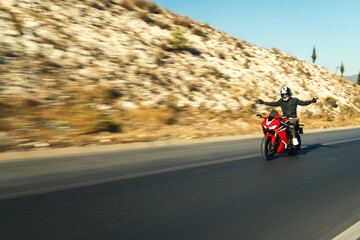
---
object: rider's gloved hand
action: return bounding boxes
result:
[257,99,265,104]
[311,97,317,103]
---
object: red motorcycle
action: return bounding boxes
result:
[257,110,304,160]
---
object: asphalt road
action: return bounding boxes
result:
[1,128,360,240]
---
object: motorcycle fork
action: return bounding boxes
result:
[270,133,279,151]
[286,128,293,141]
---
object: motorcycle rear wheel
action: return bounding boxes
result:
[261,136,275,161]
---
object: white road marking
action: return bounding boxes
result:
[324,137,360,146]
[333,221,360,240]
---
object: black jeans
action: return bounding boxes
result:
[289,118,298,138]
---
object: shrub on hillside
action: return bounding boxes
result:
[191,27,207,39]
[186,47,201,56]
[187,82,201,92]
[272,47,281,54]
[154,20,171,29]
[138,12,154,24]
[170,26,188,50]
[243,50,253,57]
[147,1,162,14]
[173,16,192,29]
[159,39,172,51]
[204,65,225,78]
[154,50,167,66]
[133,0,162,13]
[324,96,338,108]
[120,0,134,10]
[203,23,211,29]
[217,51,226,59]
[236,41,244,49]
[90,2,106,10]
[244,58,251,69]
[99,0,113,8]
[89,119,121,134]
[133,0,147,9]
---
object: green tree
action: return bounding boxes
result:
[312,47,317,63]
[171,26,188,50]
[357,71,360,85]
[340,62,345,77]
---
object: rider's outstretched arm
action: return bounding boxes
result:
[264,100,281,106]
[296,98,313,106]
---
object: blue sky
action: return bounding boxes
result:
[152,0,360,76]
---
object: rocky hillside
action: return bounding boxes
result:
[1,0,360,152]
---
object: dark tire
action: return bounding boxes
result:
[289,134,301,156]
[261,136,275,161]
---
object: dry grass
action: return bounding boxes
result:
[0,4,23,35]
[36,59,62,74]
[22,8,62,28]
[138,11,154,24]
[37,104,120,135]
[133,0,162,13]
[300,111,360,129]
[41,37,67,50]
[324,96,338,108]
[2,98,120,133]
[98,0,113,8]
[0,101,16,132]
[187,82,201,92]
[89,2,106,10]
[1,93,360,152]
[120,0,134,10]
[154,20,171,29]
[235,41,244,49]
[126,53,138,63]
[191,27,207,39]
[158,39,172,51]
[173,16,193,29]
[136,67,161,82]
[154,50,167,66]
[272,47,281,54]
[122,107,177,126]
[243,50,253,58]
[217,50,226,59]
[339,104,358,118]
[147,2,162,14]
[244,58,251,69]
[204,65,225,78]
[69,85,123,105]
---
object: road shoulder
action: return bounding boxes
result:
[1,125,360,161]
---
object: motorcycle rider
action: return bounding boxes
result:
[257,87,317,145]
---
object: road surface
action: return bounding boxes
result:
[1,128,360,240]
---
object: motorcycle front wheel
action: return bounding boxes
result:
[261,136,275,161]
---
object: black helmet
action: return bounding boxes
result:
[280,87,292,101]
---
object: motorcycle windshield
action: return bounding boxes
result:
[269,109,280,119]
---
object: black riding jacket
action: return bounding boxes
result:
[264,97,312,118]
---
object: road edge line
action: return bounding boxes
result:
[333,220,360,240]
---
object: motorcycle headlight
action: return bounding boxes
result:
[268,125,278,130]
